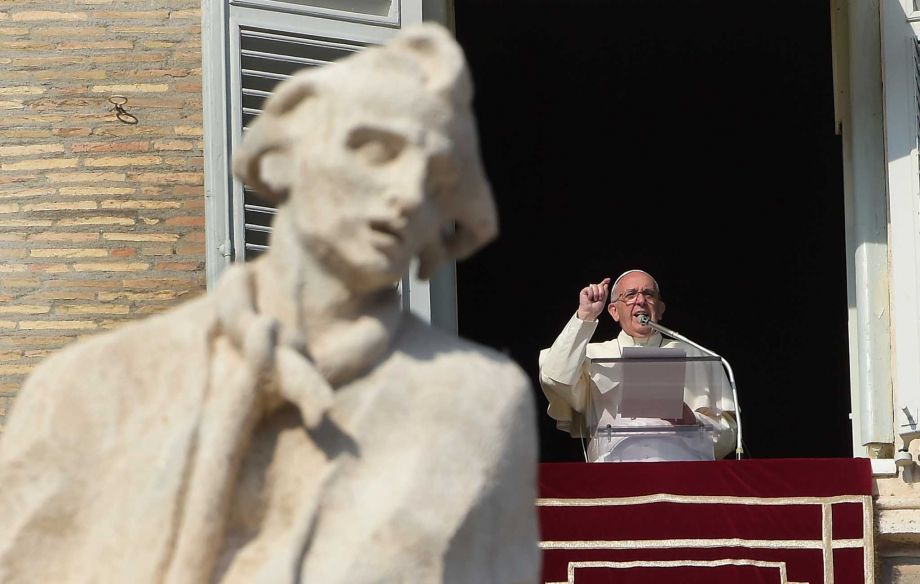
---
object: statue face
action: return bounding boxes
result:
[282,95,490,292]
[234,25,498,293]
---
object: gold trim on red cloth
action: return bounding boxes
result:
[539,494,874,584]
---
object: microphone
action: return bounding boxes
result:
[637,315,744,460]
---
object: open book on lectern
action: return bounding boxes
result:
[617,346,687,420]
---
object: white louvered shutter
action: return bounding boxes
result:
[203,0,457,328]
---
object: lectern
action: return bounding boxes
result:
[586,347,727,463]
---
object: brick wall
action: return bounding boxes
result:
[0,0,206,429]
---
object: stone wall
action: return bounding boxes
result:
[0,0,206,428]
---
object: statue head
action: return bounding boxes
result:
[232,23,497,293]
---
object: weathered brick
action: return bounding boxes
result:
[28,264,69,273]
[30,248,108,258]
[174,126,202,136]
[175,244,205,255]
[110,247,136,258]
[0,365,35,376]
[57,304,129,316]
[28,233,99,242]
[12,56,85,67]
[32,26,107,37]
[1,336,74,348]
[22,291,95,301]
[0,265,28,273]
[73,262,149,272]
[46,171,126,183]
[0,219,53,228]
[23,201,97,212]
[152,139,193,151]
[11,12,89,22]
[108,26,186,36]
[0,0,204,396]
[94,11,169,20]
[57,40,134,50]
[0,279,39,289]
[91,83,169,93]
[85,156,162,168]
[2,129,52,139]
[98,290,182,301]
[59,187,135,197]
[121,277,198,290]
[131,69,189,80]
[139,246,174,256]
[0,175,37,186]
[0,188,56,199]
[0,40,56,50]
[175,82,201,93]
[168,9,200,19]
[89,54,169,65]
[45,279,120,289]
[102,233,178,242]
[18,321,97,331]
[132,172,201,184]
[52,127,92,137]
[71,142,149,154]
[0,305,50,315]
[37,70,107,81]
[101,200,180,210]
[155,260,200,271]
[181,230,205,243]
[0,144,64,158]
[0,87,46,96]
[56,216,134,226]
[93,126,166,137]
[2,158,79,171]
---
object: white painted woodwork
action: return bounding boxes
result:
[834,0,895,452]
[202,0,457,330]
[882,0,920,445]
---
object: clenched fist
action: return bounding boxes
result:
[576,277,611,321]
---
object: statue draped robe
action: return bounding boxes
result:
[0,264,540,584]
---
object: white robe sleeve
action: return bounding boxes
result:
[538,313,597,437]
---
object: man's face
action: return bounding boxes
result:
[607,271,666,338]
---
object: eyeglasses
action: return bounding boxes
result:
[611,288,660,305]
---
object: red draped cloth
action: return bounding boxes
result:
[538,458,874,584]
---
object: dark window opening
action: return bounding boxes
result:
[455,0,851,461]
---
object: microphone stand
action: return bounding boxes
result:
[638,316,744,460]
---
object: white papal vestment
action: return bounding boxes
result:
[539,314,737,462]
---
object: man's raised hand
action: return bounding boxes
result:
[576,277,611,321]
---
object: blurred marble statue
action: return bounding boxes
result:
[0,23,539,584]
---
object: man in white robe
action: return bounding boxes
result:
[539,269,737,462]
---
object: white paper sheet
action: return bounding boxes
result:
[618,347,687,419]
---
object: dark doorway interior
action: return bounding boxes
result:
[454,0,852,460]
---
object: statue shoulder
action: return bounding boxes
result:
[397,316,530,386]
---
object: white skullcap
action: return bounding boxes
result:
[610,269,660,303]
